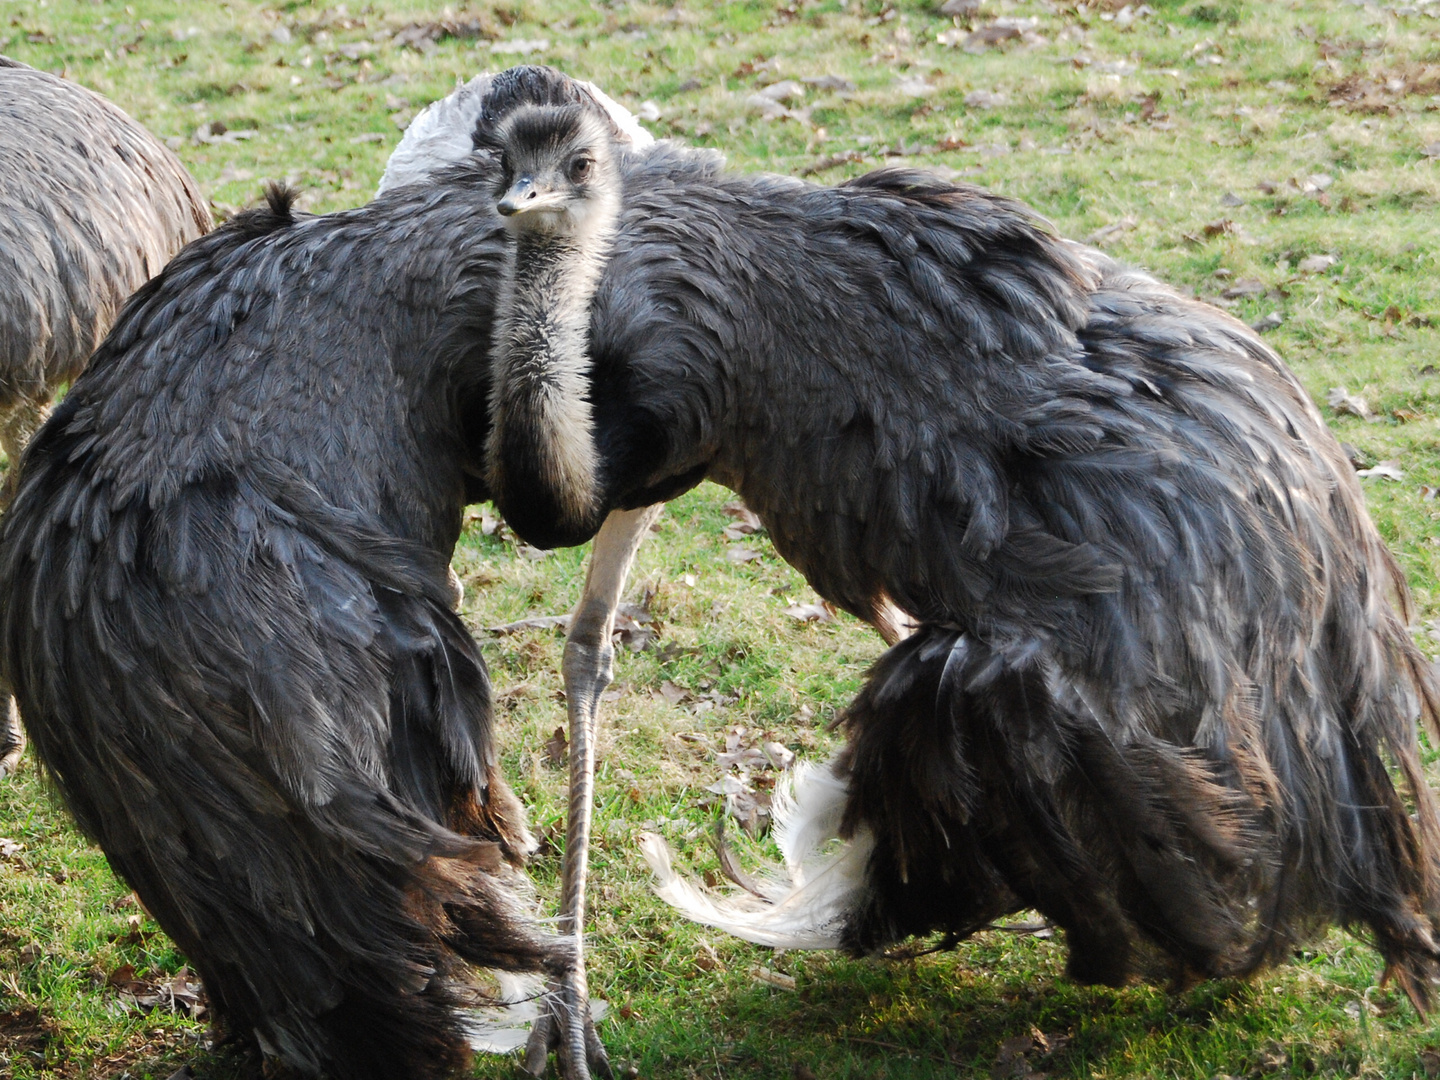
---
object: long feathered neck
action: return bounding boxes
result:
[486,191,617,548]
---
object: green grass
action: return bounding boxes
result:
[3,0,1440,1076]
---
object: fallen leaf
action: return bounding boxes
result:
[750,966,797,990]
[745,94,790,120]
[657,680,690,706]
[722,501,764,531]
[963,88,1008,109]
[107,963,140,990]
[763,741,796,769]
[801,149,867,176]
[486,614,571,634]
[1219,191,1245,207]
[1420,1046,1440,1077]
[756,80,806,103]
[1327,387,1374,421]
[612,609,658,652]
[1297,253,1338,274]
[964,24,1022,48]
[784,603,835,624]
[802,74,856,92]
[544,727,567,767]
[390,15,495,51]
[0,837,24,859]
[896,75,934,97]
[1420,486,1440,501]
[717,744,768,771]
[1356,461,1403,481]
[1202,218,1235,238]
[939,0,983,13]
[490,38,549,55]
[1250,312,1284,333]
[1083,217,1136,247]
[726,547,763,564]
[992,1032,1038,1079]
[1221,279,1267,300]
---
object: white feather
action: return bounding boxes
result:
[639,759,872,950]
[463,971,608,1055]
[377,73,496,196]
[378,73,655,196]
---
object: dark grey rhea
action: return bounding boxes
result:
[485,87,1440,1010]
[0,173,571,1078]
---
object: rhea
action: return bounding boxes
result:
[486,82,1440,1041]
[0,68,649,1080]
[0,57,211,778]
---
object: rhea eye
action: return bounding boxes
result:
[569,156,593,183]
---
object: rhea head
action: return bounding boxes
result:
[493,103,620,240]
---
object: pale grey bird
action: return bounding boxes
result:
[482,77,1440,1044]
[0,57,212,778]
[0,67,650,1080]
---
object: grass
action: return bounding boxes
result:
[2,0,1440,1076]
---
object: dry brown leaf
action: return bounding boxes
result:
[1327,387,1374,421]
[1083,217,1135,247]
[1297,253,1338,274]
[963,88,1008,108]
[726,547,763,564]
[801,149,867,176]
[784,602,835,624]
[544,726,567,767]
[802,74,856,92]
[1221,279,1266,300]
[763,741,796,769]
[657,680,690,706]
[486,614,571,635]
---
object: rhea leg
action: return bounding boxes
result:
[0,694,22,779]
[524,504,663,1079]
[0,395,50,510]
[0,396,46,777]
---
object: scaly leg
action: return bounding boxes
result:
[0,395,51,510]
[525,505,663,1079]
[0,694,22,779]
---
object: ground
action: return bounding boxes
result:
[2,0,1440,1077]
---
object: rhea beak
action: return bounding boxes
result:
[497,175,568,217]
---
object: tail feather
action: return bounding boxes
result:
[640,762,873,950]
[648,622,1440,999]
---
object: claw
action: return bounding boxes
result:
[520,974,613,1079]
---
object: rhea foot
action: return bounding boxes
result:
[521,969,612,1080]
